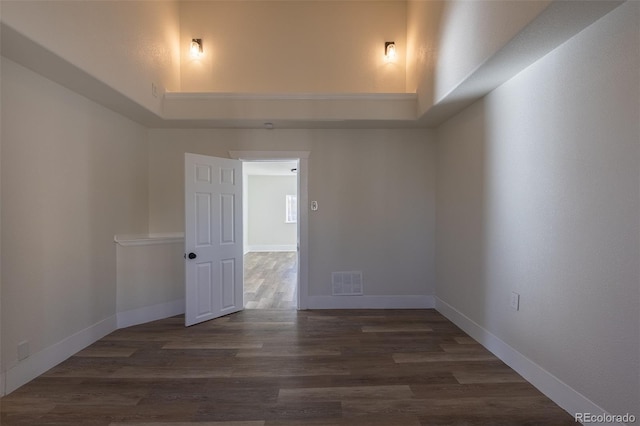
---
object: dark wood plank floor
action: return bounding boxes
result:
[244,252,297,310]
[0,309,575,425]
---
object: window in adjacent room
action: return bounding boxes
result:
[285,194,297,223]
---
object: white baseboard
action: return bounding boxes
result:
[435,297,615,423]
[246,244,296,253]
[3,300,185,396]
[117,299,185,329]
[4,315,117,395]
[306,295,434,309]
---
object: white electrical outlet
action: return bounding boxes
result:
[17,340,30,361]
[510,292,520,311]
[311,201,318,211]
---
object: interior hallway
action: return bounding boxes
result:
[244,252,298,310]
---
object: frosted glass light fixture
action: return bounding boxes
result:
[385,41,396,62]
[190,38,203,59]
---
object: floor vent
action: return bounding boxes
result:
[332,271,363,295]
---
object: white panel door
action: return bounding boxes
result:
[185,153,243,327]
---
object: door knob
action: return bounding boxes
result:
[188,252,197,259]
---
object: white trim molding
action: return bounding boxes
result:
[4,315,117,395]
[114,233,184,247]
[246,245,296,253]
[230,150,310,310]
[163,93,417,123]
[434,297,615,422]
[166,92,417,102]
[0,371,6,397]
[307,295,434,309]
[229,150,310,160]
[117,299,185,329]
[4,300,188,395]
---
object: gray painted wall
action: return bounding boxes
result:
[148,128,436,298]
[247,175,297,250]
[435,2,639,416]
[1,58,149,378]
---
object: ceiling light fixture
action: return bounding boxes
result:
[385,41,396,62]
[190,38,203,59]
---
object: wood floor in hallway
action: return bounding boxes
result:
[244,251,297,310]
[0,309,575,425]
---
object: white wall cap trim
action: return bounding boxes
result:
[114,233,185,246]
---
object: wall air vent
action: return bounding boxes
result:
[332,271,363,296]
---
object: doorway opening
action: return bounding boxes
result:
[242,161,299,310]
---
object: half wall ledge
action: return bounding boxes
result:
[114,233,184,247]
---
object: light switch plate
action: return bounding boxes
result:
[510,292,520,311]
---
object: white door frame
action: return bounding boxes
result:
[230,150,309,309]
